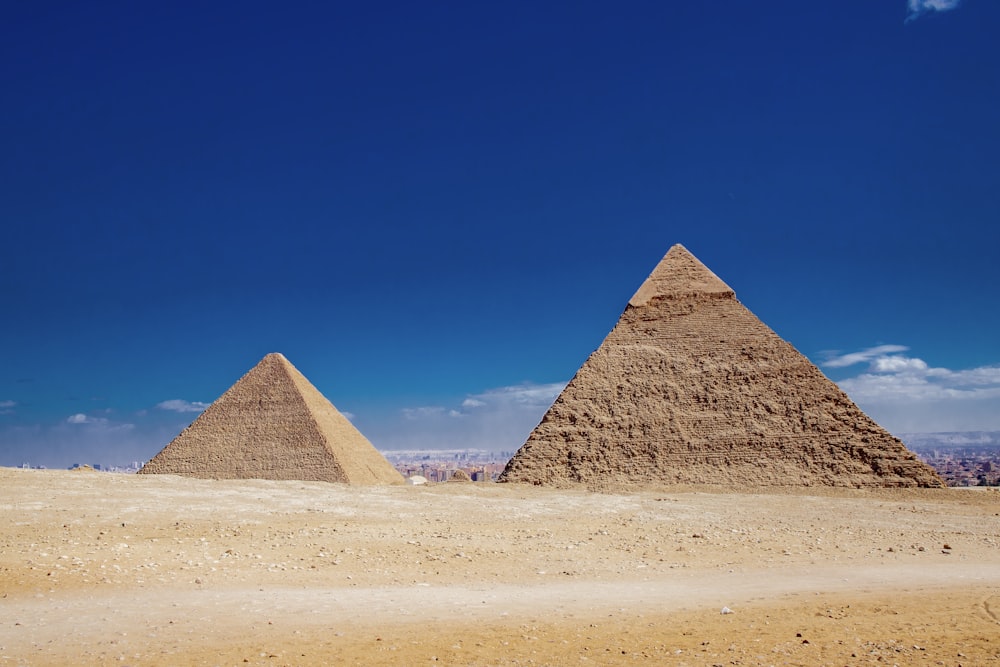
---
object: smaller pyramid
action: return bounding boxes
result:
[139,353,402,485]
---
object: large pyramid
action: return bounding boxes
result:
[139,353,403,484]
[499,245,943,489]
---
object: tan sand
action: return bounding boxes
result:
[1,467,997,666]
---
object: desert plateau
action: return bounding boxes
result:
[1,468,998,666]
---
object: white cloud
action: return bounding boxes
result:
[906,0,961,22]
[64,413,135,434]
[341,411,355,421]
[467,382,567,409]
[0,400,14,415]
[402,406,451,420]
[156,399,210,413]
[367,381,567,451]
[829,345,1000,432]
[67,413,107,425]
[870,355,928,373]
[927,366,1000,386]
[909,0,961,11]
[821,345,910,368]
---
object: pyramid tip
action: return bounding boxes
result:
[629,244,733,306]
[666,243,699,259]
[258,352,294,369]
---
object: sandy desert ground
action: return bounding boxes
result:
[1,468,998,666]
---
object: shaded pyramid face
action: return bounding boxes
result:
[499,245,943,489]
[139,353,403,485]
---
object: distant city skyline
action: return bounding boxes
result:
[3,1,999,468]
[18,439,1000,489]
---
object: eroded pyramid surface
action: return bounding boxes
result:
[499,245,943,490]
[139,353,402,484]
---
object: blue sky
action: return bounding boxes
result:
[2,1,998,468]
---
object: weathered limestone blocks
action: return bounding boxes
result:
[500,245,943,490]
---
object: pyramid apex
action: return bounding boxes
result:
[257,352,295,371]
[628,244,734,306]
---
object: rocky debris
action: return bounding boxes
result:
[139,353,402,485]
[500,244,944,490]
